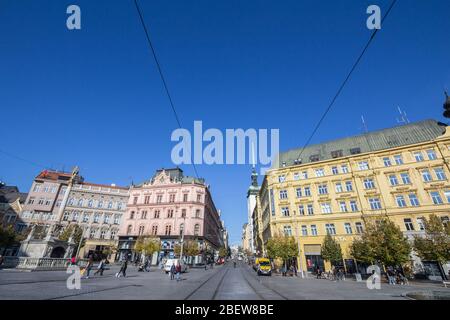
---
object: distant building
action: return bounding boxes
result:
[246,167,260,254]
[241,222,250,253]
[0,183,27,256]
[118,168,223,264]
[0,182,27,229]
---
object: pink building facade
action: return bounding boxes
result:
[117,168,223,262]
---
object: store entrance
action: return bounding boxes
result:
[305,255,324,273]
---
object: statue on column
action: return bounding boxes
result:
[45,224,55,240]
[26,224,36,240]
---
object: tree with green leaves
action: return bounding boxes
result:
[350,218,411,268]
[134,235,160,260]
[0,225,18,255]
[321,234,343,267]
[266,235,298,267]
[218,246,228,258]
[174,240,200,258]
[413,214,450,267]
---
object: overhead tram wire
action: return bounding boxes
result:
[133,0,200,179]
[0,149,48,170]
[294,0,398,163]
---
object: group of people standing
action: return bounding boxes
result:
[386,267,408,285]
[169,262,182,282]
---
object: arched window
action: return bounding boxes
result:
[165,225,172,235]
[88,199,93,208]
[138,225,145,235]
[194,224,200,236]
[130,211,135,219]
[151,225,158,235]
[78,199,84,207]
[179,223,184,236]
[126,225,132,235]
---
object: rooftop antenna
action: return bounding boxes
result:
[396,106,410,125]
[360,115,368,133]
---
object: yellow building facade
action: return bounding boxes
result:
[256,119,450,276]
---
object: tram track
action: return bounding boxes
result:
[241,264,289,300]
[183,265,228,300]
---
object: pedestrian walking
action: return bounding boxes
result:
[116,259,128,278]
[170,263,176,280]
[84,255,94,279]
[281,264,287,277]
[70,256,77,266]
[387,267,396,285]
[94,258,106,276]
[175,262,182,282]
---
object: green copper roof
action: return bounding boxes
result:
[275,119,446,169]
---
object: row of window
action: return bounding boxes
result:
[62,211,122,224]
[22,211,57,221]
[127,223,201,236]
[282,221,364,237]
[279,191,449,216]
[282,216,450,237]
[278,168,447,200]
[133,193,203,205]
[87,228,118,240]
[67,198,125,210]
[278,149,440,182]
[129,208,202,220]
[32,184,64,194]
[27,197,54,206]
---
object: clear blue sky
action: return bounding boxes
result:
[1,0,449,245]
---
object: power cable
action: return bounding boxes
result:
[133,0,200,179]
[294,0,398,163]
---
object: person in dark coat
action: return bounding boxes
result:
[170,263,176,280]
[116,259,128,278]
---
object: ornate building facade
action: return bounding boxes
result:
[256,119,450,278]
[63,182,129,260]
[118,168,224,263]
[18,169,129,259]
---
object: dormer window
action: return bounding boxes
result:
[331,150,343,158]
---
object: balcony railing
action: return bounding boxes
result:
[1,256,89,271]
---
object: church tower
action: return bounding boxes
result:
[246,166,260,254]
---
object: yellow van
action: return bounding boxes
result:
[255,258,272,276]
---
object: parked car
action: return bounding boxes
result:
[163,259,188,273]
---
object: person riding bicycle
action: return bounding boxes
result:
[233,260,237,268]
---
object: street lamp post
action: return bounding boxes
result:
[294,224,305,278]
[179,217,186,262]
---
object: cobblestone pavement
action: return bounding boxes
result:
[0,262,448,300]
